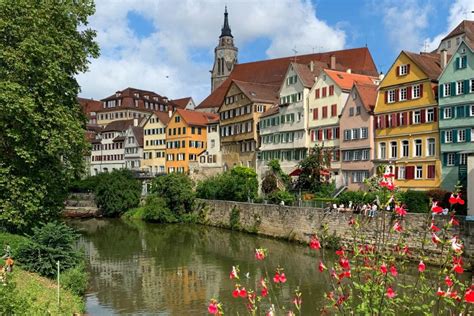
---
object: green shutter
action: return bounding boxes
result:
[462,56,468,68]
[453,130,458,143]
[442,153,447,166]
[439,85,443,98]
[440,108,444,120]
[455,57,460,70]
[465,80,470,94]
[454,153,459,166]
[459,106,465,118]
[467,128,472,142]
[451,82,456,96]
[441,130,446,143]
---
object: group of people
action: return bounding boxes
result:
[325,201,379,218]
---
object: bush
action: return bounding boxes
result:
[426,189,450,208]
[314,182,336,198]
[60,263,88,296]
[261,173,278,194]
[16,222,81,278]
[94,169,142,217]
[268,190,295,205]
[338,191,377,206]
[195,175,221,200]
[151,173,195,215]
[141,196,178,223]
[399,190,429,213]
[68,174,105,193]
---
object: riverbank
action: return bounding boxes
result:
[0,232,85,315]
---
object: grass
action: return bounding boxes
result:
[0,232,85,315]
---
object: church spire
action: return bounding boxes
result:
[220,6,233,38]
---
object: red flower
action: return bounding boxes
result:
[431,202,443,214]
[393,221,402,232]
[386,287,396,298]
[339,257,350,270]
[309,236,321,250]
[453,263,464,274]
[449,194,457,205]
[464,288,474,303]
[445,276,453,287]
[261,287,268,297]
[418,261,425,273]
[395,206,407,216]
[402,245,410,255]
[390,265,398,277]
[335,248,345,257]
[255,249,266,260]
[387,182,395,191]
[239,288,247,298]
[208,300,219,314]
[449,216,460,226]
[437,287,446,297]
[383,173,395,179]
[348,217,355,226]
[457,194,465,205]
[232,289,239,298]
[273,272,280,283]
[429,220,440,232]
[319,261,327,272]
[279,272,287,283]
[380,263,388,274]
[431,233,441,244]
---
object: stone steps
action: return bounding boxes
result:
[65,199,97,207]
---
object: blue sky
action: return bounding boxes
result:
[77,0,473,103]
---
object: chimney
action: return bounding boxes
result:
[346,68,352,74]
[309,61,314,72]
[168,109,173,118]
[133,118,138,126]
[379,72,385,81]
[440,49,448,69]
[330,55,336,70]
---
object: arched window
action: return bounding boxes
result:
[217,58,221,74]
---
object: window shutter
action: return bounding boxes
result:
[336,127,340,139]
[454,154,459,166]
[311,130,315,141]
[451,82,456,96]
[465,80,470,94]
[455,57,459,70]
[428,165,435,179]
[438,108,442,120]
[442,153,447,166]
[453,129,458,143]
[420,84,424,97]
[467,128,472,142]
[374,117,378,130]
[406,166,414,179]
[385,115,390,127]
[457,106,465,118]
[438,85,443,98]
[409,111,413,125]
[328,128,332,140]
[407,64,411,74]
[313,108,318,120]
[420,109,426,123]
[434,108,438,122]
[318,129,322,141]
[395,89,399,102]
[384,91,388,103]
[407,86,412,99]
[395,167,399,179]
[396,66,400,76]
[392,113,398,127]
[441,131,445,144]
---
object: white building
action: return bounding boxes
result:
[124,125,144,171]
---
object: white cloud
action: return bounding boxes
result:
[424,0,473,51]
[77,0,346,104]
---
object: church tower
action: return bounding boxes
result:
[211,7,238,92]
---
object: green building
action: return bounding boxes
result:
[438,40,474,190]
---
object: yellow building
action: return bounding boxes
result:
[374,51,443,190]
[142,112,170,175]
[165,109,218,173]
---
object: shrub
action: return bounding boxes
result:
[399,190,429,213]
[426,189,450,208]
[268,190,295,205]
[141,196,178,223]
[0,281,30,314]
[195,175,221,200]
[314,182,336,198]
[338,191,377,206]
[68,174,104,193]
[16,222,81,278]
[60,263,88,296]
[94,170,142,217]
[151,173,195,215]
[261,173,278,194]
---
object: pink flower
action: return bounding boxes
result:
[279,272,287,283]
[380,263,388,274]
[437,287,446,297]
[261,287,268,297]
[309,236,321,250]
[208,300,219,314]
[387,182,395,191]
[445,276,453,287]
[348,217,355,226]
[431,233,441,244]
[386,287,396,298]
[429,220,440,232]
[318,261,327,272]
[450,237,463,253]
[390,265,398,277]
[273,272,280,283]
[395,206,407,216]
[393,221,402,232]
[418,261,425,273]
[255,249,266,260]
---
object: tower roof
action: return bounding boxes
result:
[220,6,233,38]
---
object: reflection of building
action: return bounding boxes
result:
[438,40,474,190]
[374,51,443,190]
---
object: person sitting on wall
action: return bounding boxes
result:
[5,257,14,273]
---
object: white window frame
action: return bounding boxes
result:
[402,140,409,157]
[456,81,464,95]
[390,141,397,159]
[443,83,451,97]
[426,108,434,122]
[458,129,466,142]
[413,110,421,124]
[447,153,455,166]
[388,90,396,103]
[470,105,474,117]
[399,87,407,101]
[445,130,453,143]
[362,149,369,160]
[379,142,386,159]
[460,153,467,165]
[399,64,408,76]
[415,166,423,179]
[412,85,421,99]
[444,107,452,119]
[427,138,435,157]
[414,139,422,157]
[361,127,368,139]
[398,166,406,179]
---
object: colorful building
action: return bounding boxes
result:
[165,109,218,173]
[435,20,474,57]
[308,69,378,187]
[374,51,443,190]
[124,125,144,171]
[438,40,474,190]
[219,80,279,169]
[339,82,378,190]
[142,112,170,175]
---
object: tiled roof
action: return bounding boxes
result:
[354,82,378,112]
[325,69,377,90]
[132,127,144,147]
[442,20,474,41]
[103,119,134,132]
[197,47,379,109]
[176,109,219,127]
[403,51,443,81]
[260,105,280,118]
[291,62,320,87]
[232,80,280,104]
[154,111,171,125]
[77,97,102,117]
[170,97,192,109]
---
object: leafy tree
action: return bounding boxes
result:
[94,169,142,217]
[267,191,295,205]
[141,195,178,223]
[151,173,195,215]
[296,145,330,193]
[0,1,99,232]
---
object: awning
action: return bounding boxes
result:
[289,168,302,177]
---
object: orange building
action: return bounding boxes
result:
[165,109,218,173]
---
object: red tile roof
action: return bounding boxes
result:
[232,80,280,104]
[325,69,377,91]
[132,127,144,147]
[353,82,378,112]
[197,47,378,110]
[260,105,280,118]
[403,51,443,81]
[176,109,219,127]
[291,62,320,87]
[154,111,171,125]
[442,20,474,41]
[78,97,102,117]
[171,97,193,109]
[103,119,135,132]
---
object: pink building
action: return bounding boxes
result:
[339,82,378,190]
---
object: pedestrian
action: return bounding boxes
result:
[369,203,378,218]
[5,257,14,273]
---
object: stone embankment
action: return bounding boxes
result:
[195,199,474,265]
[63,193,101,218]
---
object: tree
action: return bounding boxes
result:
[295,145,330,193]
[151,173,195,215]
[0,1,99,232]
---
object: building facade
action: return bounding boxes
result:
[438,41,474,190]
[435,20,474,57]
[339,83,378,190]
[142,112,169,175]
[124,125,144,171]
[219,80,278,169]
[374,51,443,190]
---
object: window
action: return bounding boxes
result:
[412,85,421,99]
[398,166,406,179]
[356,106,361,115]
[458,129,466,142]
[379,142,386,159]
[343,151,352,161]
[402,140,409,157]
[349,108,354,116]
[427,138,435,156]
[362,149,369,160]
[471,105,474,117]
[456,81,464,95]
[443,83,451,97]
[399,87,407,101]
[413,110,421,124]
[344,129,351,141]
[361,127,368,139]
[415,166,423,179]
[426,108,434,122]
[399,64,408,76]
[390,141,397,158]
[471,79,474,93]
[414,139,422,157]
[447,153,455,166]
[322,106,328,118]
[445,130,453,143]
[388,90,396,103]
[352,128,360,140]
[444,107,452,119]
[460,153,468,165]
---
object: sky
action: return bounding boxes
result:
[77,0,474,104]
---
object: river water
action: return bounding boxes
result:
[69,218,339,315]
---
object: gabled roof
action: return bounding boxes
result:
[291,62,320,87]
[403,51,443,81]
[197,47,379,109]
[171,97,193,109]
[260,105,280,118]
[77,97,102,116]
[325,69,377,91]
[154,111,171,125]
[232,80,280,104]
[132,127,144,147]
[103,119,134,132]
[175,109,219,127]
[354,82,378,112]
[442,20,474,41]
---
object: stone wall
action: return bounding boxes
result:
[196,199,474,265]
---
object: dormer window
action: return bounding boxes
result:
[134,93,139,98]
[398,64,409,76]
